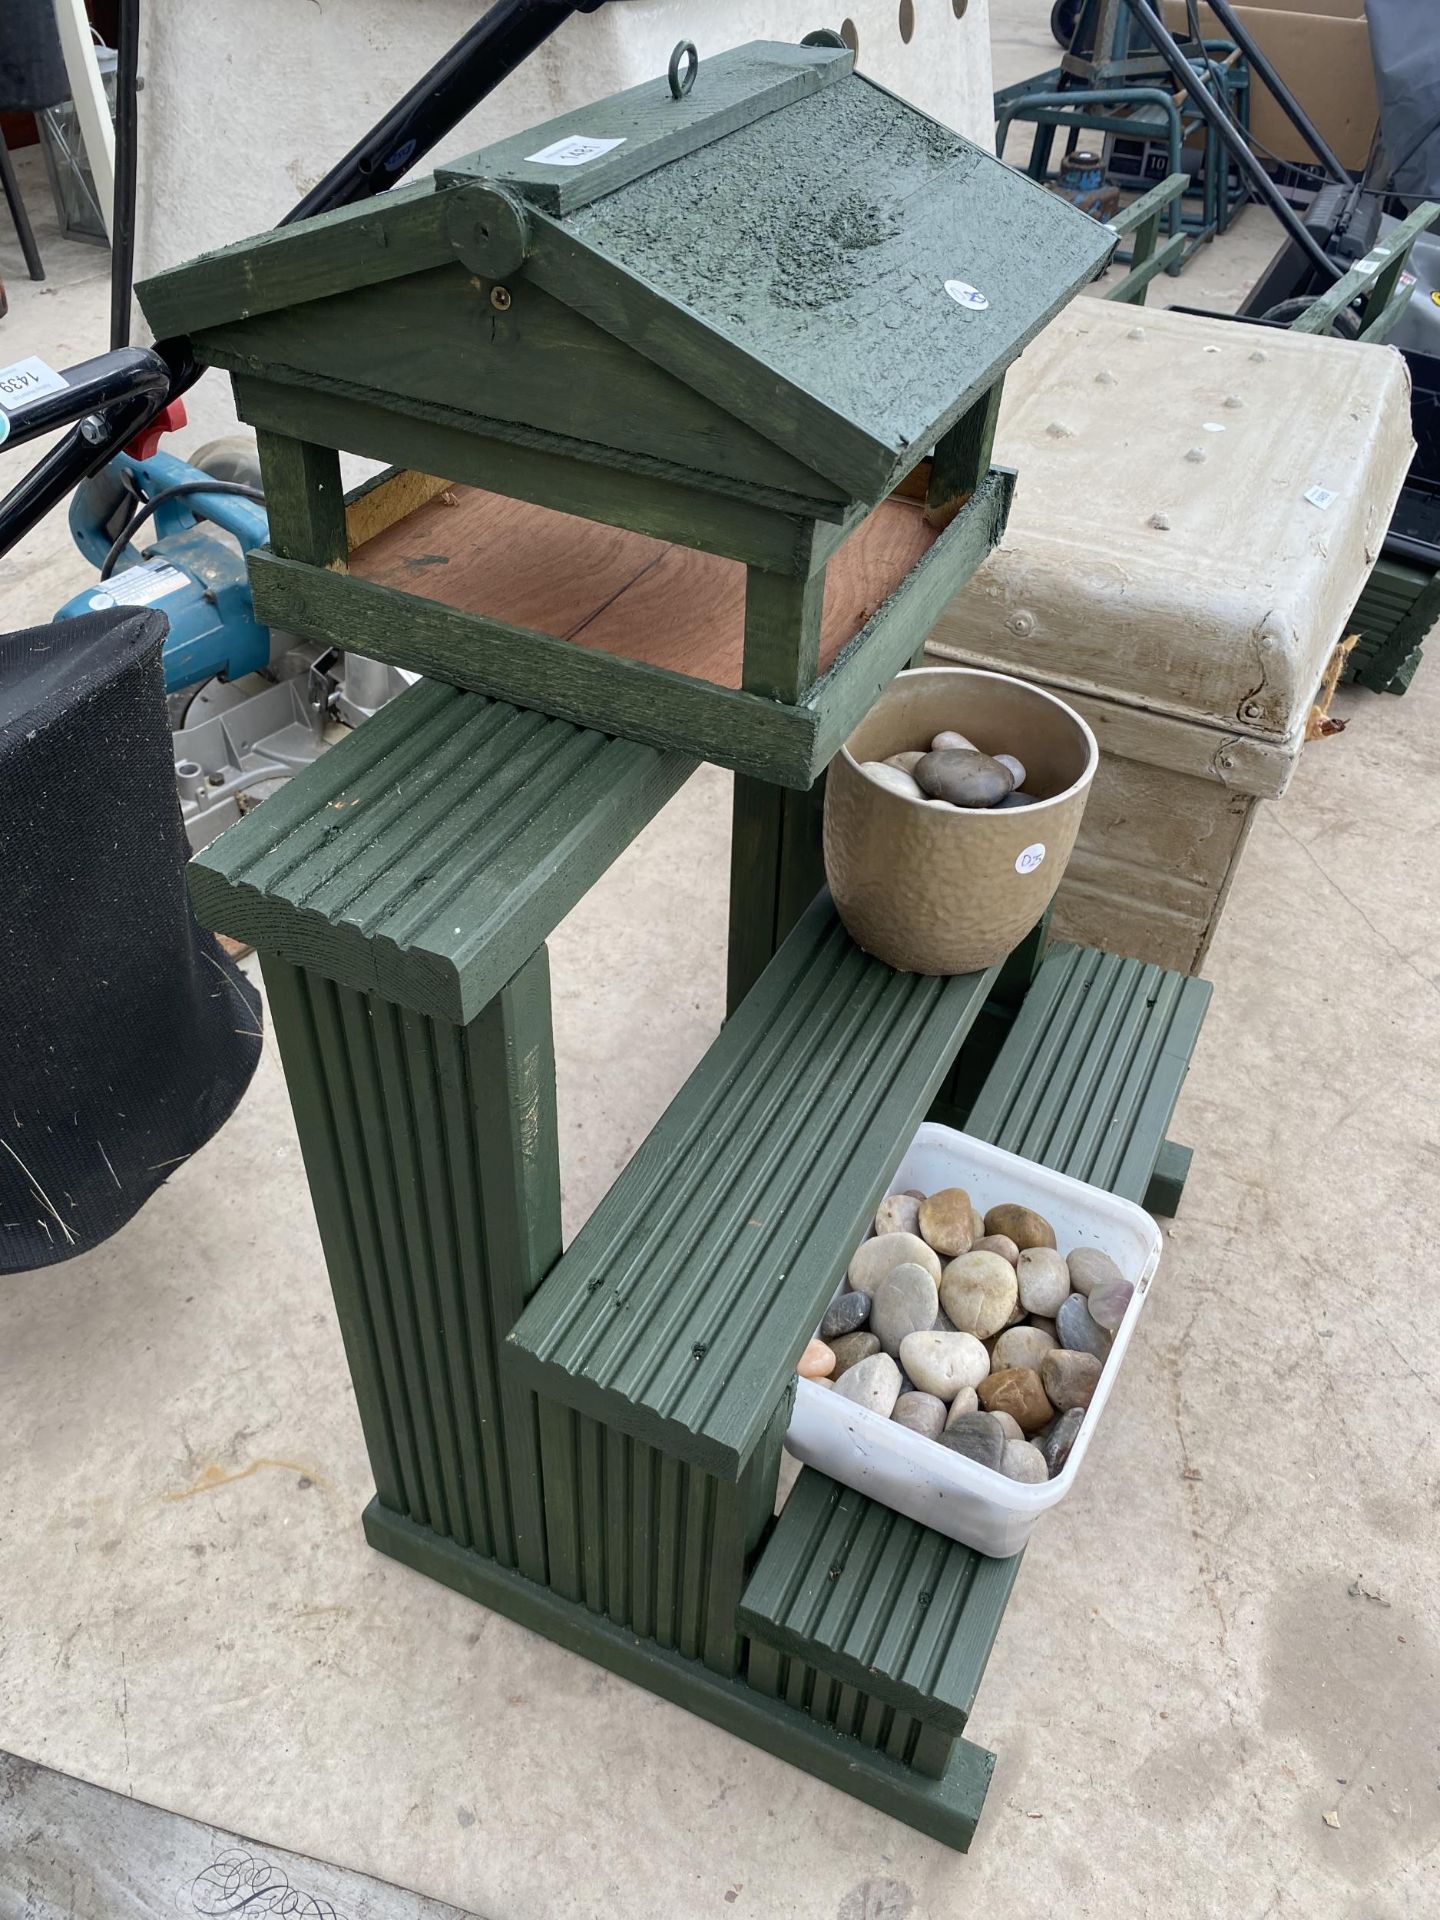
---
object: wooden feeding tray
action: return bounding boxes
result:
[348,484,938,691]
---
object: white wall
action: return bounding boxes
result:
[134,0,992,447]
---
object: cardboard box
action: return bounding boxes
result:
[1160,1,1378,170]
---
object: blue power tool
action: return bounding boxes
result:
[56,443,272,691]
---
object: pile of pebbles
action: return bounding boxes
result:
[860,729,1040,811]
[795,1186,1133,1484]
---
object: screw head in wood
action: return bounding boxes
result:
[490,285,512,311]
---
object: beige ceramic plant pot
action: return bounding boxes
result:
[824,666,1098,975]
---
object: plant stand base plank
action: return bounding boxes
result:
[1341,554,1440,696]
[362,1499,997,1853]
[508,891,1001,1483]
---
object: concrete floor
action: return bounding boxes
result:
[3,17,1439,1919]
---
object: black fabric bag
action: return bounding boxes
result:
[0,607,262,1272]
[0,0,70,112]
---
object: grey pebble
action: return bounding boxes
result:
[937,1411,1005,1470]
[820,1290,871,1341]
[892,1391,947,1441]
[1038,1406,1085,1477]
[914,749,1015,809]
[1067,1246,1124,1297]
[871,1262,940,1358]
[998,791,1039,810]
[990,1409,1024,1442]
[1017,1246,1071,1318]
[828,1330,880,1377]
[999,1439,1049,1484]
[832,1352,902,1417]
[1088,1276,1135,1332]
[1056,1290,1111,1361]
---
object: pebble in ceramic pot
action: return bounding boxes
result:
[886,751,926,774]
[1041,1348,1103,1413]
[931,729,978,752]
[871,1263,939,1358]
[914,749,1015,810]
[984,1203,1057,1252]
[1016,1246,1071,1318]
[999,791,1039,810]
[995,753,1026,787]
[860,760,923,800]
[848,1231,941,1293]
[937,1411,1006,1470]
[971,1232,1019,1266]
[917,1186,974,1258]
[828,1330,880,1377]
[892,1391,947,1441]
[820,1290,871,1341]
[939,1249,1018,1340]
[1066,1245,1124,1296]
[977,1366,1054,1435]
[873,1191,921,1238]
[833,1351,903,1416]
[991,1324,1058,1374]
[898,1329,990,1401]
[1056,1290,1110,1361]
[999,1439,1050,1484]
[797,1338,835,1379]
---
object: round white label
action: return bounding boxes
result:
[1015,842,1046,876]
[944,278,989,311]
[88,592,115,609]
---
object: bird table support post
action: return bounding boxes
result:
[255,430,348,569]
[910,380,1005,667]
[727,562,829,1016]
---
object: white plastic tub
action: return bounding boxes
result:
[785,1122,1164,1558]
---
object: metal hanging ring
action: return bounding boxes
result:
[668,41,698,99]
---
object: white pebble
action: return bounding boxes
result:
[931,730,977,753]
[860,761,922,800]
[886,751,925,774]
[995,753,1025,786]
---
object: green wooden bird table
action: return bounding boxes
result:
[170,41,1200,1852]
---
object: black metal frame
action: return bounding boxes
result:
[0,0,605,557]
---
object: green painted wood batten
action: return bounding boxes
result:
[738,1470,1021,1741]
[507,892,1000,1482]
[436,41,852,215]
[362,1499,996,1852]
[187,679,696,1026]
[964,943,1212,1203]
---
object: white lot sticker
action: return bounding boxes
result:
[526,134,625,167]
[1015,842,1047,876]
[1303,485,1338,510]
[88,562,189,611]
[0,354,69,410]
[945,278,989,311]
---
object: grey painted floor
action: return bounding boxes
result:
[2,16,1436,1920]
[0,1753,479,1919]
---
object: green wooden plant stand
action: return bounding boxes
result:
[173,40,1209,1850]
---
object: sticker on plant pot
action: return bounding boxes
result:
[944,279,989,311]
[1015,843,1046,876]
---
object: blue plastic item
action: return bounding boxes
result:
[54,448,272,692]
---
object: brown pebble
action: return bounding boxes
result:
[971,1233,1020,1267]
[918,1187,975,1258]
[1041,1348,1103,1412]
[828,1331,881,1377]
[984,1203,1057,1252]
[797,1338,835,1380]
[977,1366,1054,1435]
